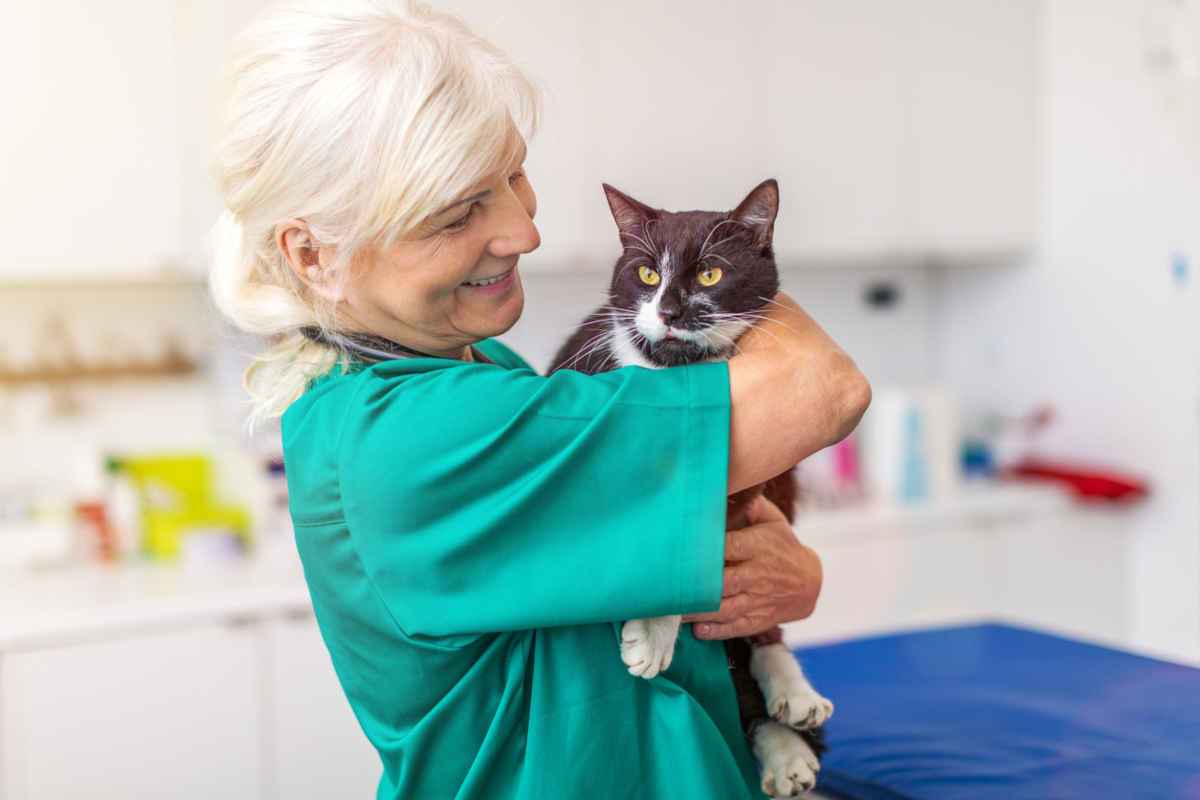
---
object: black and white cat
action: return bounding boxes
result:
[549,179,832,798]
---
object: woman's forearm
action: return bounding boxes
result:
[727,291,871,495]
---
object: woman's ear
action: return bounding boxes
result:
[276,219,339,300]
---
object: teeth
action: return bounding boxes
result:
[463,269,511,287]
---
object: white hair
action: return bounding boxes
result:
[207,0,539,436]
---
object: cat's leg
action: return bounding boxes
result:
[620,615,680,679]
[753,720,821,798]
[751,641,834,730]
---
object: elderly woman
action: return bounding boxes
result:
[209,1,869,798]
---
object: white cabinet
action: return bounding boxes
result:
[0,608,381,800]
[1,622,262,800]
[784,524,996,646]
[765,1,911,264]
[0,1,185,280]
[909,0,1039,257]
[784,503,1132,650]
[173,0,276,279]
[764,0,1039,265]
[988,508,1132,644]
[458,0,1038,272]
[263,611,380,800]
[0,0,273,282]
[2,1,1037,281]
[0,611,385,800]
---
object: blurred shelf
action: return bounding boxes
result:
[0,546,310,652]
[792,481,1074,542]
[0,347,198,385]
[0,271,206,290]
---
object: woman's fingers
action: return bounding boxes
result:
[693,619,759,640]
[684,592,745,624]
[721,561,754,596]
[725,495,789,562]
[723,525,760,562]
[746,493,788,525]
[687,597,773,639]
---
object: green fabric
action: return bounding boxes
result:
[281,337,761,799]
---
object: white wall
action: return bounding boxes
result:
[936,0,1200,661]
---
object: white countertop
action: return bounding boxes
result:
[0,545,312,652]
[792,481,1074,542]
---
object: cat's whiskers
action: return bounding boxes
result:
[570,337,616,371]
[697,218,742,261]
[595,307,639,329]
[557,315,622,372]
[751,296,807,337]
[703,310,783,348]
[703,327,746,358]
[713,302,800,339]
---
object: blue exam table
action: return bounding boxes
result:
[793,623,1200,799]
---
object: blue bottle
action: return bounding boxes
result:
[900,406,928,504]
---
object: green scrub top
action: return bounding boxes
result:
[281,337,762,799]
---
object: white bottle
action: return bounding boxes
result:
[105,459,144,560]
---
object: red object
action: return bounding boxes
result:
[1004,458,1149,502]
[76,501,117,562]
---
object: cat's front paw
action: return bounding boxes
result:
[767,684,835,730]
[620,615,680,679]
[754,721,820,798]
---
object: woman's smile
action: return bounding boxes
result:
[460,264,517,291]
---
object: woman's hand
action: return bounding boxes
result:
[683,494,823,640]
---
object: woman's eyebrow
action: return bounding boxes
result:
[435,189,492,217]
[433,148,526,217]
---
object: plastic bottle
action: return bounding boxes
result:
[104,457,144,560]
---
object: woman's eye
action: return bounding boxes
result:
[444,203,479,233]
[509,170,526,185]
[698,266,723,287]
[637,265,661,286]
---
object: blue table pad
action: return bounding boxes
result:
[792,623,1200,799]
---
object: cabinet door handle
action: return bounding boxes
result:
[283,607,315,622]
[225,613,258,628]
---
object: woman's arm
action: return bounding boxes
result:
[726,291,871,495]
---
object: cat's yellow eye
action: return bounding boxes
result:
[638,265,661,286]
[698,266,723,287]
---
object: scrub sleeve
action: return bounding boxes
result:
[337,345,731,637]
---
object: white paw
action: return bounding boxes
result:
[619,615,680,679]
[754,721,820,798]
[751,644,834,730]
[766,682,835,730]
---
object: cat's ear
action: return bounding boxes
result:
[602,183,658,242]
[730,178,779,251]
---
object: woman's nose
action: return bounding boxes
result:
[488,196,540,258]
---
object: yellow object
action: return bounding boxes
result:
[698,267,723,286]
[115,453,252,560]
